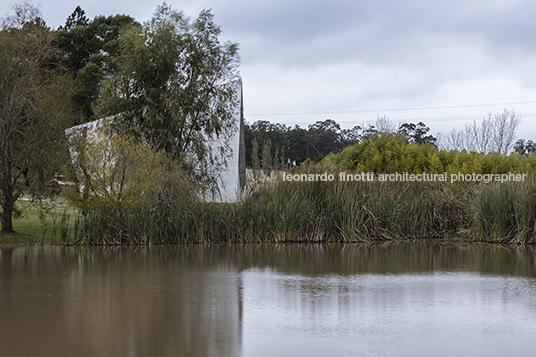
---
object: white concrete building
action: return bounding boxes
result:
[210,80,246,202]
[66,81,246,203]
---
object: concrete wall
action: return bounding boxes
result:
[66,80,245,203]
[213,80,245,202]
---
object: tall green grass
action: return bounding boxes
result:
[50,165,536,245]
[470,178,536,243]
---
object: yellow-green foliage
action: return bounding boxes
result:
[324,133,536,174]
[64,125,191,211]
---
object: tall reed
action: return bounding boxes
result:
[471,178,536,243]
[51,166,536,245]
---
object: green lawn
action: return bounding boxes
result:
[0,199,76,246]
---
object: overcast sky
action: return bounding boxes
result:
[3,0,536,141]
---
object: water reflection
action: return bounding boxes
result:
[0,242,536,356]
[0,246,242,357]
[232,242,536,276]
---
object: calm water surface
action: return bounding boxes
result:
[1,242,536,357]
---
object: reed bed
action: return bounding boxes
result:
[51,166,536,245]
[470,179,536,244]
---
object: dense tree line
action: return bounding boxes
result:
[246,110,529,171]
[245,119,353,169]
[245,118,437,169]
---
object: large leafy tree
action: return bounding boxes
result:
[308,119,345,161]
[95,4,240,194]
[0,4,79,232]
[397,122,437,145]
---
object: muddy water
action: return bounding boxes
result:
[1,243,536,356]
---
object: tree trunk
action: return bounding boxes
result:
[1,201,14,233]
[1,115,18,234]
[2,139,16,233]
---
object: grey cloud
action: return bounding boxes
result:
[4,0,536,138]
[209,0,536,69]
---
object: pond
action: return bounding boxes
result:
[1,242,536,356]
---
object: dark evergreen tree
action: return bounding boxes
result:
[57,6,139,122]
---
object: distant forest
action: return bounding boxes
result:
[245,111,535,169]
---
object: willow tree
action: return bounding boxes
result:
[95,4,240,194]
[0,4,79,232]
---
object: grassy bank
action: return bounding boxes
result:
[45,165,536,245]
[0,199,73,246]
